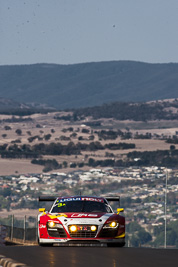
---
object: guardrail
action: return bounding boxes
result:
[0,215,38,245]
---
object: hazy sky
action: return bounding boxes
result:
[1,0,178,65]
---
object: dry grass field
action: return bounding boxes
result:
[0,208,39,217]
[0,112,178,176]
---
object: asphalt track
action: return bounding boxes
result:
[0,246,178,267]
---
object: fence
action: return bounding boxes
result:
[0,214,38,244]
[0,225,6,246]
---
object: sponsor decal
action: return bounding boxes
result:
[58,197,81,202]
[58,203,66,207]
[39,224,46,229]
[71,213,98,217]
[76,226,95,231]
[48,214,68,219]
[57,213,68,218]
[57,197,104,203]
[82,197,104,202]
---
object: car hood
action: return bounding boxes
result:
[48,212,107,219]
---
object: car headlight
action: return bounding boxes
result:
[69,225,77,232]
[91,225,97,231]
[48,221,56,228]
[103,221,118,229]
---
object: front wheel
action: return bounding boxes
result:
[107,242,125,247]
[38,238,53,247]
[39,242,53,247]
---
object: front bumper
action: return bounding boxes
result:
[39,235,125,245]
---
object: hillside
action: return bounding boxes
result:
[0,61,178,109]
[71,99,178,121]
[0,97,26,111]
[0,97,56,115]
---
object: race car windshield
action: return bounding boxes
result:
[51,200,112,213]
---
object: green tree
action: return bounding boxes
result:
[130,235,140,247]
[137,229,152,244]
[4,125,11,130]
[170,145,175,151]
[44,134,52,141]
[127,222,142,233]
[63,161,68,168]
[154,220,178,247]
[70,163,77,168]
[16,128,22,135]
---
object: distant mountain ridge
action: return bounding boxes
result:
[0,97,55,114]
[0,97,29,111]
[0,61,178,109]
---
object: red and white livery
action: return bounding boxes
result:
[38,196,125,247]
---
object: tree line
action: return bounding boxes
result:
[56,100,178,121]
[0,141,135,159]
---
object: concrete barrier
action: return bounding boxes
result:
[0,255,27,267]
[5,237,38,246]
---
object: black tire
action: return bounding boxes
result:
[107,242,125,247]
[39,243,53,247]
[38,238,53,247]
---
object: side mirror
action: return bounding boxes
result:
[117,208,124,214]
[39,208,46,214]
